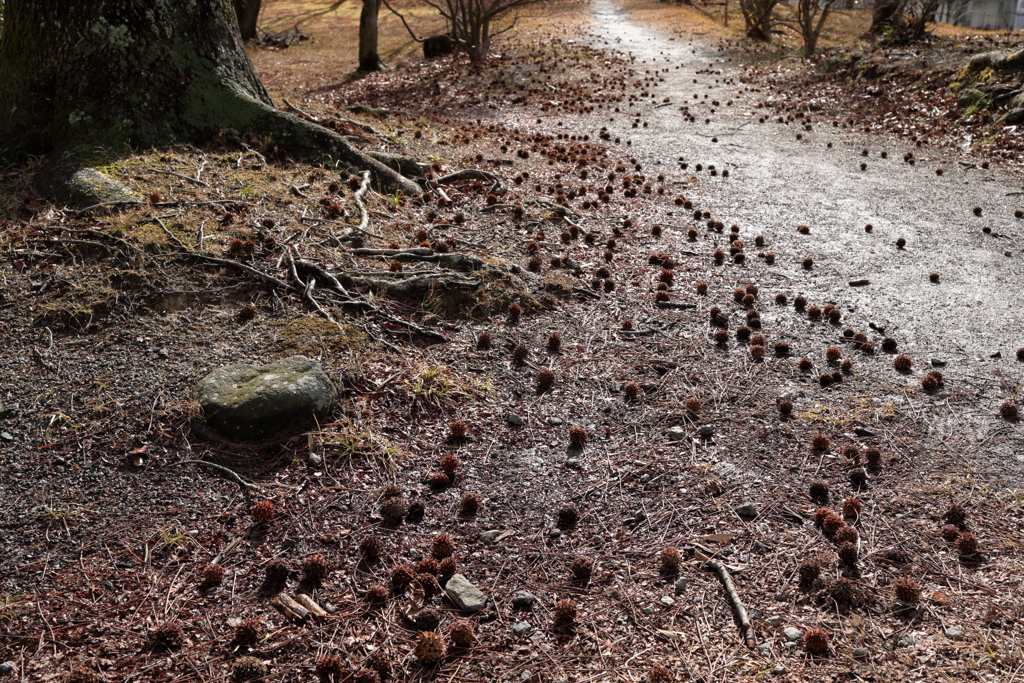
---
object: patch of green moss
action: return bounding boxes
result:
[274,316,368,358]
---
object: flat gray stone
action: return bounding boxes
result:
[674,577,688,595]
[507,413,524,426]
[783,627,803,642]
[773,665,787,675]
[548,417,564,426]
[852,648,869,659]
[766,616,782,627]
[944,626,965,641]
[641,606,655,615]
[699,425,714,438]
[444,574,488,612]
[480,530,502,543]
[660,596,675,606]
[0,662,13,676]
[548,528,562,539]
[667,426,687,441]
[193,355,336,440]
[512,621,532,634]
[511,591,536,609]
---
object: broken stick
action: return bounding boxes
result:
[706,559,755,648]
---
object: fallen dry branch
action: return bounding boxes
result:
[705,559,756,648]
[434,168,507,196]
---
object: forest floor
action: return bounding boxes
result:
[2,1,1024,682]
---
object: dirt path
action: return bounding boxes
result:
[579,0,1024,477]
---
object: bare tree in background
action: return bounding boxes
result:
[385,0,544,63]
[738,0,781,40]
[359,0,387,71]
[870,0,940,41]
[794,0,838,56]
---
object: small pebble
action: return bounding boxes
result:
[735,503,758,520]
[931,359,947,367]
[853,648,870,660]
[783,627,803,642]
[512,622,532,635]
[0,663,13,676]
[766,616,782,627]
[548,528,562,539]
[660,596,675,606]
[507,413,524,426]
[674,577,688,595]
[667,426,687,441]
[944,626,965,641]
[642,606,656,615]
[699,425,714,438]
[307,454,322,467]
[548,417,564,426]
[773,665,788,675]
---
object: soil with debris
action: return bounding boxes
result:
[2,1,1024,682]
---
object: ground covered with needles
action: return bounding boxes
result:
[2,1,1024,682]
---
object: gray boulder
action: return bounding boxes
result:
[444,574,488,612]
[193,355,337,440]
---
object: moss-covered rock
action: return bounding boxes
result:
[193,355,337,440]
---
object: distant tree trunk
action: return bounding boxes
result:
[871,0,901,33]
[359,0,387,71]
[233,0,263,41]
[0,0,419,206]
[739,0,779,41]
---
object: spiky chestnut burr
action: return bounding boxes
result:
[413,631,446,664]
[251,500,275,524]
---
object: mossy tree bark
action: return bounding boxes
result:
[0,0,420,206]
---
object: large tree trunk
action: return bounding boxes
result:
[233,0,263,41]
[0,0,419,206]
[358,0,387,72]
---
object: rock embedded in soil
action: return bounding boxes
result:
[507,413,524,426]
[944,626,965,641]
[193,355,337,440]
[511,591,536,609]
[735,503,758,520]
[0,662,13,676]
[667,426,687,441]
[674,578,688,595]
[512,621,532,635]
[783,627,803,643]
[444,574,487,612]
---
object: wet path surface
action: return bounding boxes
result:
[585,0,1024,478]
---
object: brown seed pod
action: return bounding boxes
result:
[819,577,858,606]
[841,497,862,517]
[649,666,674,683]
[835,525,858,546]
[432,533,455,559]
[438,557,457,582]
[476,330,492,350]
[414,631,447,664]
[547,333,562,352]
[570,556,594,582]
[429,472,451,488]
[202,563,225,587]
[778,398,794,415]
[826,346,841,362]
[1000,402,1020,419]
[794,296,807,311]
[438,454,458,475]
[507,303,522,324]
[265,558,290,584]
[554,598,578,625]
[775,292,788,305]
[797,357,813,372]
[359,535,382,560]
[713,329,729,344]
[950,532,974,557]
[864,447,881,469]
[622,319,635,331]
[416,574,441,599]
[149,622,184,652]
[460,493,481,516]
[751,344,765,358]
[941,524,961,541]
[943,503,967,527]
[366,584,388,605]
[809,480,829,501]
[537,369,556,390]
[352,669,380,683]
[850,468,868,488]
[765,252,776,264]
[449,619,475,647]
[569,425,587,447]
[893,354,912,371]
[416,557,439,575]
[803,628,829,654]
[512,344,529,366]
[822,513,845,537]
[696,281,709,294]
[391,564,415,590]
[231,656,268,682]
[841,358,853,372]
[802,257,814,270]
[685,397,702,414]
[807,305,822,320]
[893,576,921,604]
[774,340,790,356]
[233,618,261,646]
[302,554,330,582]
[837,541,858,566]
[624,381,642,401]
[798,559,821,584]
[557,504,579,529]
[449,420,468,438]
[812,433,830,451]
[251,500,275,524]
[660,546,682,570]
